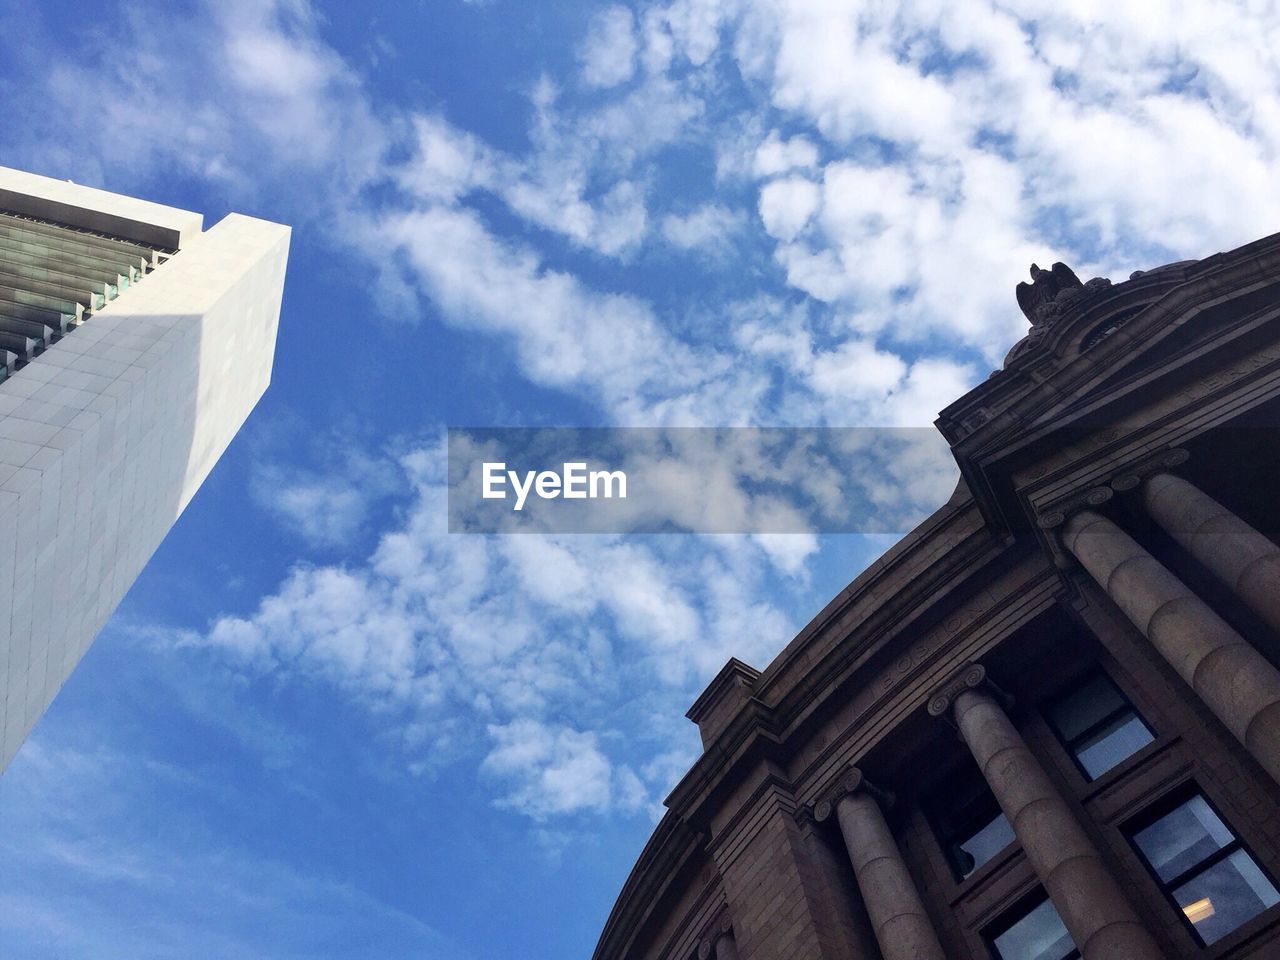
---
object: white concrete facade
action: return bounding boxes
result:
[0,168,289,769]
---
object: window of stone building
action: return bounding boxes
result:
[984,892,1079,960]
[1043,672,1155,781]
[1127,789,1280,946]
[925,761,1016,881]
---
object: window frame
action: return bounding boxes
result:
[982,889,1081,960]
[1123,783,1280,948]
[1042,669,1156,783]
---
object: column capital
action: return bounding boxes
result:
[697,913,734,959]
[926,662,1011,721]
[1110,446,1190,493]
[811,766,893,823]
[1035,446,1190,530]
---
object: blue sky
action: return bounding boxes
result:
[2,0,1279,957]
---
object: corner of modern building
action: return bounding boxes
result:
[594,233,1280,960]
[0,165,290,771]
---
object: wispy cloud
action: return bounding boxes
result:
[0,739,454,960]
[6,0,1280,832]
[197,442,810,816]
[251,443,402,549]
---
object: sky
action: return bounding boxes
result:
[1,0,1279,957]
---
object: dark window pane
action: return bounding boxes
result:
[1134,795,1233,883]
[1048,675,1126,741]
[1173,849,1280,944]
[1075,713,1154,779]
[991,898,1078,960]
[955,811,1016,879]
[926,761,1017,880]
[1046,673,1155,780]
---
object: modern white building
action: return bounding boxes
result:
[0,166,290,770]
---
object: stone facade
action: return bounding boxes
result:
[0,167,289,770]
[594,232,1280,959]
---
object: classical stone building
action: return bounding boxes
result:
[0,167,289,770]
[593,234,1280,960]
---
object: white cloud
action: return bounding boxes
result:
[662,0,736,66]
[580,6,639,89]
[381,204,713,419]
[757,176,819,241]
[0,740,450,960]
[256,477,370,547]
[399,114,493,203]
[660,203,743,253]
[16,0,1280,829]
[252,448,401,548]
[752,131,819,177]
[20,0,388,213]
[193,443,833,819]
[809,340,907,401]
[483,720,644,819]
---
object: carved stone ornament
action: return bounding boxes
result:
[812,767,865,823]
[1016,262,1083,324]
[925,662,1013,723]
[1034,448,1191,529]
[1037,485,1114,530]
[812,766,896,824]
[697,913,734,959]
[1004,265,1113,369]
[1110,447,1191,493]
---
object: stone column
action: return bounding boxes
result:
[1143,471,1280,634]
[929,665,1165,960]
[698,917,739,960]
[814,769,946,960]
[1065,509,1280,784]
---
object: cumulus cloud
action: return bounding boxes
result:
[757,176,819,241]
[483,720,645,819]
[752,131,820,177]
[201,444,811,816]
